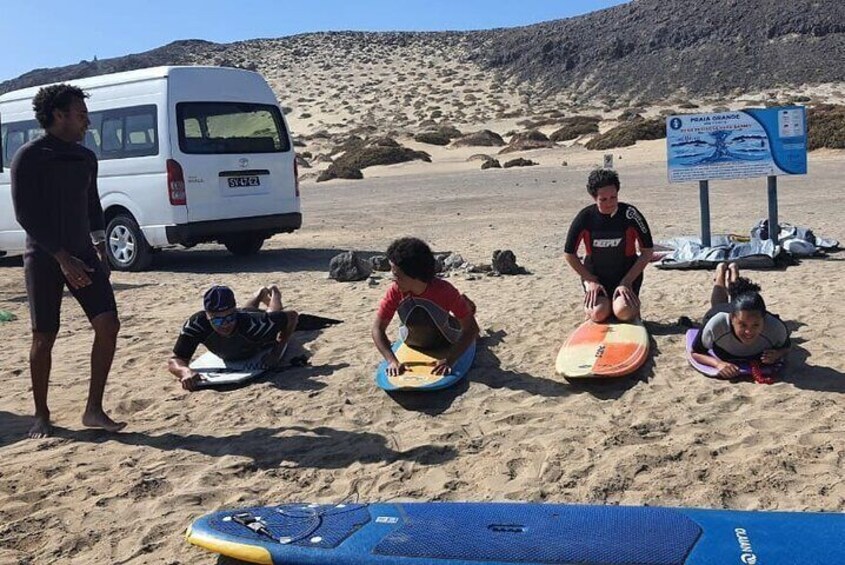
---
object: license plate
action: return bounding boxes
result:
[227,176,260,188]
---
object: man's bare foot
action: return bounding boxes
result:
[255,286,271,307]
[28,415,52,439]
[268,285,283,311]
[82,410,126,432]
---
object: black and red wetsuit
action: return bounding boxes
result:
[564,202,653,295]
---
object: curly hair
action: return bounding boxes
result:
[32,84,88,128]
[586,168,620,197]
[728,277,761,300]
[386,237,436,282]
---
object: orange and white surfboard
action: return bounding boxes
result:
[555,320,649,378]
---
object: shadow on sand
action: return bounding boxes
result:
[150,247,382,275]
[779,336,845,393]
[56,424,457,470]
[0,410,36,448]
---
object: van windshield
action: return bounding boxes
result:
[177,102,290,154]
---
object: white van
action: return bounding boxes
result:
[0,66,301,270]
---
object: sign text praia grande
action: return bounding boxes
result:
[666,107,807,183]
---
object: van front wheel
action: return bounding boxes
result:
[223,234,265,256]
[106,214,153,271]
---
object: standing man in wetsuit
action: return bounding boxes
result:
[564,169,654,322]
[11,84,125,438]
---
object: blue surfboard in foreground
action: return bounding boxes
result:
[186,501,843,565]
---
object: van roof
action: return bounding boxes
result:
[0,66,260,103]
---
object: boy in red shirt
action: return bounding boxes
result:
[372,238,479,377]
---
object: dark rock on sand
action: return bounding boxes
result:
[369,136,401,148]
[492,249,528,275]
[335,145,431,171]
[369,255,391,272]
[503,158,538,168]
[443,253,466,270]
[499,130,555,154]
[585,117,665,150]
[414,131,451,146]
[452,130,506,147]
[329,251,372,282]
[549,116,601,142]
[317,163,364,182]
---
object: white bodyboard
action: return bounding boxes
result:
[189,344,287,387]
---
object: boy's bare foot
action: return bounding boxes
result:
[28,415,52,439]
[82,410,126,432]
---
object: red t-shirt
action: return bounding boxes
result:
[377,278,472,322]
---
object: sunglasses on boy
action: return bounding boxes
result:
[208,312,237,327]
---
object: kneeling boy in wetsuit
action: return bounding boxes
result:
[564,169,654,322]
[372,237,479,377]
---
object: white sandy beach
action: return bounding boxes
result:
[0,134,843,564]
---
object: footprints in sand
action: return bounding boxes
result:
[114,397,156,416]
[602,420,672,447]
[506,457,531,480]
[127,476,171,500]
[0,515,57,555]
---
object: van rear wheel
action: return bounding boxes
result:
[106,214,153,271]
[223,234,265,256]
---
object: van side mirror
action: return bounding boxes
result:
[0,114,4,172]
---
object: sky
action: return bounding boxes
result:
[0,0,629,82]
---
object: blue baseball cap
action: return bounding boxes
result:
[203,285,236,312]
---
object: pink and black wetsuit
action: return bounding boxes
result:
[377,278,472,350]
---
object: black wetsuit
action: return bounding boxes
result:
[11,134,115,333]
[564,202,653,294]
[173,310,290,362]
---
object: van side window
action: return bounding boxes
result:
[102,117,123,153]
[1,119,44,163]
[95,105,158,160]
[83,112,102,156]
[27,125,45,141]
[3,129,26,163]
[125,113,155,150]
[177,102,290,154]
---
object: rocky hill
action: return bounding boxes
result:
[2,0,844,136]
[471,0,845,102]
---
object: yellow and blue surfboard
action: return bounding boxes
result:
[376,340,475,391]
[187,501,845,565]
